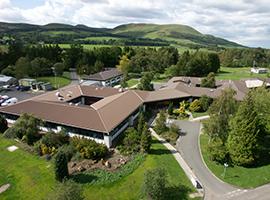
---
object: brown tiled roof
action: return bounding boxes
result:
[82,68,123,81]
[0,100,107,133]
[91,90,144,131]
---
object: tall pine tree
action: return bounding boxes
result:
[227,94,265,166]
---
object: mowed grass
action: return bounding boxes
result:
[37,76,71,88]
[127,78,139,88]
[83,139,197,200]
[200,134,270,188]
[217,67,268,80]
[0,136,197,200]
[0,136,56,200]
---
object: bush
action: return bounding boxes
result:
[199,95,212,112]
[3,114,42,145]
[54,151,69,182]
[40,131,69,148]
[0,115,8,133]
[58,144,77,162]
[143,168,167,200]
[189,99,201,112]
[122,128,140,154]
[71,137,108,160]
[47,179,84,200]
[161,123,179,144]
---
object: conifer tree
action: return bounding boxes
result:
[227,94,264,166]
[140,123,152,153]
[54,152,69,182]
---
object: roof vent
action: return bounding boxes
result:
[58,97,64,101]
[210,89,214,92]
[95,87,98,90]
[69,102,73,105]
[75,102,80,106]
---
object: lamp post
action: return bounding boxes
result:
[51,67,56,89]
[222,163,229,178]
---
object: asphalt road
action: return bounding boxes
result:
[173,120,239,200]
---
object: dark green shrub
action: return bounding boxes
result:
[0,115,8,133]
[54,151,69,182]
[58,144,77,162]
[40,131,69,148]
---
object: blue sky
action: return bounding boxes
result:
[1,0,270,48]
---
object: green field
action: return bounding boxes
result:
[200,134,270,188]
[37,76,71,88]
[0,136,197,200]
[127,78,139,88]
[217,67,268,80]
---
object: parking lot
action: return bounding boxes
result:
[0,87,45,102]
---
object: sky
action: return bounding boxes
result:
[0,0,269,48]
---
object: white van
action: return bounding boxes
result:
[1,97,18,106]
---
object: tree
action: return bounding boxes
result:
[138,72,154,91]
[123,128,140,153]
[227,93,266,166]
[206,88,238,142]
[117,55,130,75]
[53,62,65,76]
[93,60,104,72]
[15,57,31,79]
[63,44,83,70]
[137,112,145,135]
[143,168,167,200]
[154,110,168,134]
[0,115,8,133]
[48,180,84,200]
[3,113,42,145]
[168,102,174,115]
[54,151,69,182]
[30,57,52,77]
[201,72,216,88]
[140,123,152,153]
[199,95,212,112]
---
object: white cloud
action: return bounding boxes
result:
[0,0,269,47]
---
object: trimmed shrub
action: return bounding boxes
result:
[71,137,108,160]
[58,144,77,162]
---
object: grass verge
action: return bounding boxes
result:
[37,76,71,89]
[200,134,270,188]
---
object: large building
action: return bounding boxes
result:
[81,68,123,87]
[0,77,269,147]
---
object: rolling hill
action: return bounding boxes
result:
[0,22,244,48]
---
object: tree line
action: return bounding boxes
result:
[204,87,270,167]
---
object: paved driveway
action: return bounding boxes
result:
[172,120,240,200]
[0,88,43,101]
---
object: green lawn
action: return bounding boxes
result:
[127,78,139,88]
[37,76,71,89]
[192,111,208,118]
[217,67,268,80]
[0,136,197,200]
[0,136,56,200]
[200,134,270,188]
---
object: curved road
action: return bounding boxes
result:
[173,120,270,200]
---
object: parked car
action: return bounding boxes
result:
[1,97,18,106]
[0,95,9,104]
[16,85,31,91]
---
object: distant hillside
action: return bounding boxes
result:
[0,22,245,49]
[111,23,243,48]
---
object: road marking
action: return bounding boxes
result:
[225,189,248,199]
